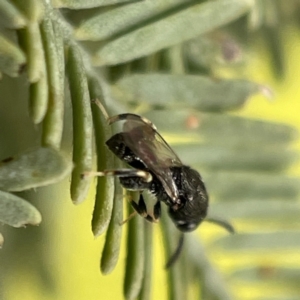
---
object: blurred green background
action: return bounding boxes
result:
[1,1,300,300]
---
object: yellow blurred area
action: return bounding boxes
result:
[4,27,300,300]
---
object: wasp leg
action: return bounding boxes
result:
[82,168,152,183]
[153,201,161,221]
[129,194,160,223]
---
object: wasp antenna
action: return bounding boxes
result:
[165,233,185,269]
[92,98,110,121]
[205,217,235,234]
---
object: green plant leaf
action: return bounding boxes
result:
[210,200,300,225]
[124,192,145,300]
[66,43,93,204]
[10,0,44,22]
[212,231,300,250]
[75,0,190,41]
[144,110,297,146]
[93,0,253,65]
[41,16,65,148]
[0,147,73,192]
[0,32,26,77]
[173,144,296,172]
[184,33,243,69]
[0,190,42,227]
[29,69,49,124]
[138,221,153,300]
[100,176,123,274]
[112,74,262,111]
[0,0,27,28]
[161,208,186,300]
[52,0,140,9]
[0,232,3,247]
[89,81,115,236]
[230,266,300,286]
[204,172,300,201]
[186,236,233,300]
[17,22,45,82]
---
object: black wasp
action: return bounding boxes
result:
[86,101,233,267]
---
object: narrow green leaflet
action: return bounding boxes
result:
[67,44,93,204]
[17,22,45,82]
[0,190,41,227]
[89,79,115,236]
[112,74,261,111]
[203,172,300,202]
[184,34,243,69]
[124,192,145,300]
[41,17,65,148]
[29,67,48,124]
[173,144,296,172]
[0,233,3,247]
[0,147,73,192]
[10,0,44,22]
[144,110,297,145]
[210,200,300,223]
[186,236,233,300]
[160,208,186,300]
[93,0,253,65]
[212,231,300,250]
[75,0,188,41]
[231,267,300,286]
[100,177,123,274]
[138,221,153,300]
[0,32,26,77]
[0,0,27,28]
[262,0,284,78]
[52,0,140,9]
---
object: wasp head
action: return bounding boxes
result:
[167,166,209,232]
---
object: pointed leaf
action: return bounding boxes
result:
[100,177,123,274]
[231,267,300,286]
[53,0,140,9]
[10,0,44,22]
[204,172,300,202]
[0,233,3,247]
[210,200,300,224]
[0,32,26,77]
[75,0,189,41]
[29,71,48,124]
[124,192,145,300]
[89,80,115,235]
[17,22,45,82]
[113,74,262,112]
[66,44,93,204]
[160,207,186,300]
[184,33,243,69]
[138,221,153,300]
[41,17,65,148]
[144,110,297,145]
[0,0,27,28]
[0,190,41,227]
[212,231,300,250]
[173,144,296,172]
[186,236,233,300]
[0,147,73,192]
[94,0,253,65]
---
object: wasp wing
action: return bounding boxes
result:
[110,114,182,202]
